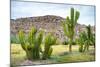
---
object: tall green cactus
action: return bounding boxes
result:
[62,8,80,52]
[42,33,56,60]
[18,27,43,60]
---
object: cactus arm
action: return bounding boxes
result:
[70,8,74,24]
[47,47,53,58]
[18,30,26,51]
[75,11,80,24]
[62,20,70,37]
[28,27,37,45]
[42,34,56,60]
[35,30,43,46]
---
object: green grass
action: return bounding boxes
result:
[11,44,26,65]
[52,51,95,63]
[11,44,95,65]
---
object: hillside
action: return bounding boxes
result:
[10,15,95,42]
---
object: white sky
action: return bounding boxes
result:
[12,0,95,5]
[11,0,95,26]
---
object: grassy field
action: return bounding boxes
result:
[11,44,95,66]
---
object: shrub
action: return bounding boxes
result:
[62,40,68,45]
[62,40,76,45]
[72,41,76,45]
[10,35,20,44]
[55,39,62,45]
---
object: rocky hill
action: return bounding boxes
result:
[10,15,95,42]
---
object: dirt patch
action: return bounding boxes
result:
[20,59,55,66]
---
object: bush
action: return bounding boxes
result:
[62,40,68,45]
[72,41,76,45]
[62,40,76,45]
[10,35,20,44]
[55,39,62,45]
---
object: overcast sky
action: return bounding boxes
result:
[11,0,95,26]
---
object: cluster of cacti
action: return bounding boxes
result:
[18,27,57,60]
[18,27,43,60]
[42,33,57,60]
[83,25,93,51]
[77,32,87,52]
[62,8,80,52]
[77,25,94,52]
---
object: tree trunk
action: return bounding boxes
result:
[69,38,73,52]
[69,44,72,52]
[86,44,89,51]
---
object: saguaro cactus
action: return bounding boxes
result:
[18,27,43,60]
[62,8,80,52]
[42,33,57,60]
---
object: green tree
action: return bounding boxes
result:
[62,8,80,52]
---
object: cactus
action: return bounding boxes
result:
[83,25,93,51]
[62,8,80,52]
[42,33,56,60]
[18,30,26,51]
[77,25,93,52]
[77,32,87,52]
[18,27,43,60]
[47,47,53,58]
[19,27,57,60]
